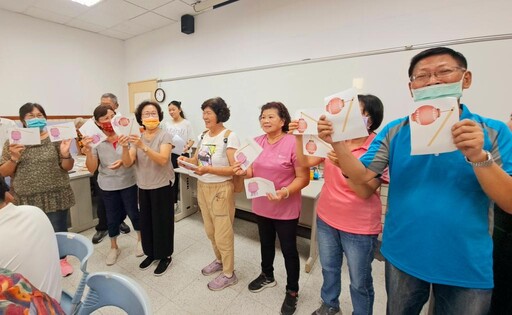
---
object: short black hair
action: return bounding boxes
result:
[259,102,291,132]
[0,176,9,203]
[135,101,164,126]
[408,47,468,78]
[19,103,47,127]
[201,97,230,123]
[93,104,116,121]
[358,94,384,133]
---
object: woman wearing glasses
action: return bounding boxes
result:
[119,101,175,276]
[0,102,75,277]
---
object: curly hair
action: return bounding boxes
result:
[135,101,164,126]
[201,97,230,123]
[259,102,291,132]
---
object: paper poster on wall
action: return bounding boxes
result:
[325,87,368,142]
[8,127,41,145]
[111,113,141,137]
[244,177,276,199]
[302,135,332,157]
[409,97,459,155]
[292,108,324,135]
[234,138,263,170]
[79,119,107,148]
[48,122,77,142]
[134,92,152,107]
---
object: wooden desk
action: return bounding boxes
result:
[174,168,323,272]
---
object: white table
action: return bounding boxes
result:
[68,169,96,233]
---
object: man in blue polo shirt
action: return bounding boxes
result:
[317,47,512,315]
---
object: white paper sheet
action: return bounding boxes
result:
[244,177,277,199]
[112,113,141,137]
[302,135,332,158]
[8,127,41,145]
[234,138,263,170]
[409,97,459,155]
[78,119,107,148]
[324,87,368,142]
[48,122,77,142]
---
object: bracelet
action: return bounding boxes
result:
[280,187,290,199]
[464,151,493,167]
[61,155,73,159]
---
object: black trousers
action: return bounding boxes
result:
[256,215,300,292]
[170,153,180,203]
[91,171,126,231]
[490,204,512,314]
[139,184,174,260]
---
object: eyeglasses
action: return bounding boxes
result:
[141,112,159,118]
[410,67,466,84]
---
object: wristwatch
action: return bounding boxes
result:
[143,146,149,153]
[465,151,493,167]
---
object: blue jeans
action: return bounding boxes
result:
[317,216,377,315]
[385,260,492,315]
[101,185,140,238]
[46,209,69,233]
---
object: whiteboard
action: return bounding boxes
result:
[161,39,512,142]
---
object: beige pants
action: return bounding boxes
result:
[197,180,235,275]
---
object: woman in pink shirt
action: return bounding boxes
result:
[235,102,309,315]
[292,95,386,315]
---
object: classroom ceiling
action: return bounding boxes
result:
[0,0,205,40]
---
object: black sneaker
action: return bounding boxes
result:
[154,257,172,276]
[119,222,131,234]
[311,303,340,315]
[92,230,108,244]
[281,290,298,315]
[139,257,155,270]
[248,273,276,292]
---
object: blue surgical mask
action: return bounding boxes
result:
[26,117,47,131]
[411,76,464,102]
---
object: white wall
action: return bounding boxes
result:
[0,9,126,116]
[124,0,512,132]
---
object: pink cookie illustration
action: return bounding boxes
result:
[118,117,129,127]
[411,105,441,125]
[297,118,307,133]
[325,97,345,115]
[11,130,21,143]
[236,152,249,168]
[91,134,101,144]
[305,139,317,154]
[248,181,259,197]
[50,127,60,139]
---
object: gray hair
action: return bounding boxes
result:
[101,93,118,105]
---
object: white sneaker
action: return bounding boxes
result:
[106,248,121,266]
[135,241,144,257]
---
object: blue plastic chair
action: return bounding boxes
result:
[55,232,94,315]
[76,272,152,315]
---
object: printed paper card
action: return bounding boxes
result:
[172,134,186,154]
[48,122,77,142]
[234,138,263,170]
[324,87,368,142]
[293,108,324,135]
[8,127,41,145]
[178,159,198,170]
[111,113,141,137]
[409,97,459,155]
[78,119,107,148]
[244,177,277,199]
[302,135,332,157]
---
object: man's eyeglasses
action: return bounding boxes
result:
[410,67,466,84]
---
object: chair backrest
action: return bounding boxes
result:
[55,232,94,314]
[76,272,152,315]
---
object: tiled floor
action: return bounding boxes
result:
[63,212,387,314]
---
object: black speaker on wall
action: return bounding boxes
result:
[181,14,194,35]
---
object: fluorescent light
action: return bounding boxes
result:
[71,0,103,7]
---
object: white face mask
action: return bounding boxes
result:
[411,74,465,102]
